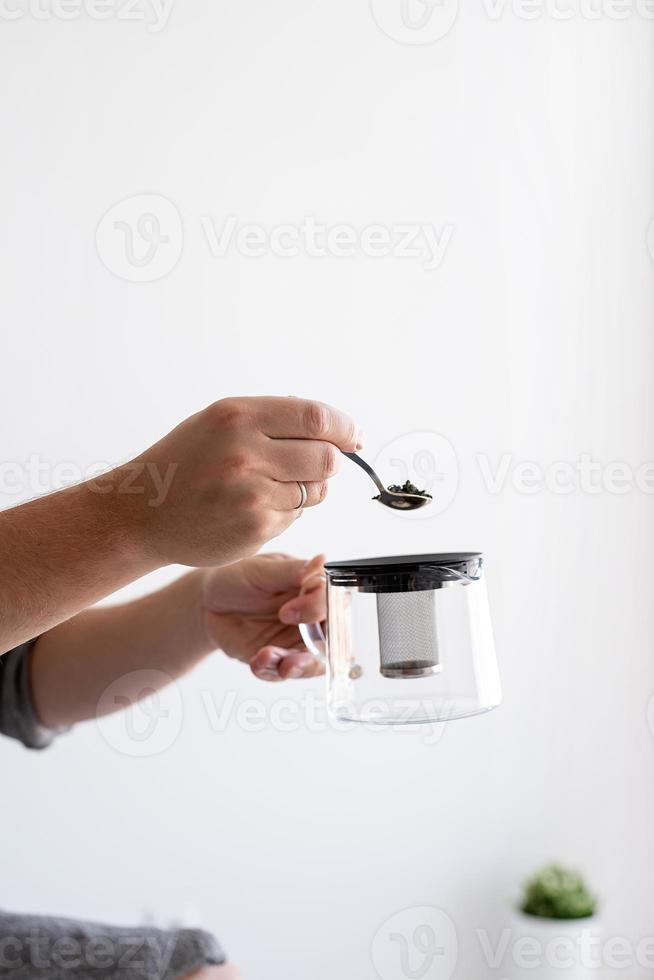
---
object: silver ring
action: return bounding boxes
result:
[295,481,308,509]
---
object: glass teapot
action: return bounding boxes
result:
[300,552,501,725]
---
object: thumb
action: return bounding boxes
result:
[300,553,326,590]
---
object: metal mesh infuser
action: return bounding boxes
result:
[376,590,441,678]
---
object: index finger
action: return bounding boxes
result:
[253,397,363,452]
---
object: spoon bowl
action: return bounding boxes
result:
[342,452,432,511]
[376,488,432,510]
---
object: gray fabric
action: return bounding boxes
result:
[0,644,228,976]
[0,639,66,749]
[0,912,226,978]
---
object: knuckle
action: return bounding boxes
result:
[316,480,329,504]
[319,444,337,479]
[304,400,331,439]
[211,397,246,429]
[242,510,268,540]
[240,484,264,510]
[344,417,358,449]
[221,450,252,476]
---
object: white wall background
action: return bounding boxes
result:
[1,2,653,978]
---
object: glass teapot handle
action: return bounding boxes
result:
[299,621,327,664]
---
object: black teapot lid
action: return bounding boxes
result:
[325,552,481,574]
[325,553,482,591]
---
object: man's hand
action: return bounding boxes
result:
[124,397,361,567]
[202,553,327,681]
[30,552,327,728]
[0,396,359,652]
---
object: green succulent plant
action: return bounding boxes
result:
[520,864,597,920]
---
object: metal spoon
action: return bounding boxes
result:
[341,452,432,510]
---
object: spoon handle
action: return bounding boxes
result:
[341,451,387,496]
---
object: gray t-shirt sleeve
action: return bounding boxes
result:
[0,911,226,978]
[0,638,68,749]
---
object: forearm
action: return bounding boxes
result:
[30,570,214,728]
[0,472,157,654]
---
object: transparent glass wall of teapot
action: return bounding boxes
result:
[301,556,501,725]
